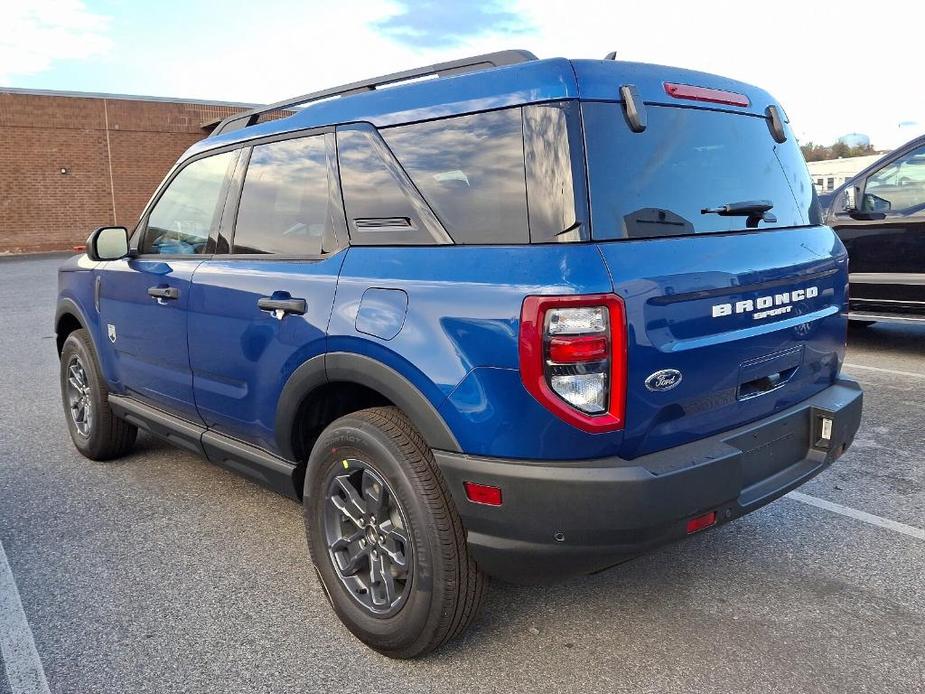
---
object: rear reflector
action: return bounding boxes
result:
[686,511,717,534]
[464,482,503,506]
[663,82,750,107]
[547,335,608,363]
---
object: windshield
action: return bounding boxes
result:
[583,103,821,239]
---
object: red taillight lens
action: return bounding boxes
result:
[519,294,627,433]
[663,82,750,107]
[547,335,608,363]
[464,481,502,506]
[686,511,717,534]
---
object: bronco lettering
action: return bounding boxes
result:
[712,286,818,319]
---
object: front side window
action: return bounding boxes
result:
[863,145,925,214]
[142,151,237,255]
[584,103,820,239]
[233,136,332,255]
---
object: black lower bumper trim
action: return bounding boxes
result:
[434,379,862,583]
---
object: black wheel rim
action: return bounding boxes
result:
[65,355,93,438]
[322,459,413,617]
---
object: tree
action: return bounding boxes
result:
[800,141,875,162]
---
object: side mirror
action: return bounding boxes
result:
[87,226,130,261]
[862,192,892,213]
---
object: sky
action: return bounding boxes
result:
[2,0,924,149]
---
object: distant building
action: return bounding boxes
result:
[0,88,255,253]
[807,154,884,194]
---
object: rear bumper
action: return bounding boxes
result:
[435,378,862,583]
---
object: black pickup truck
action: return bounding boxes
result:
[822,134,925,324]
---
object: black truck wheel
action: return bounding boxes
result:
[59,329,137,460]
[304,406,485,658]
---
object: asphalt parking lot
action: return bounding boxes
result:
[1,254,922,694]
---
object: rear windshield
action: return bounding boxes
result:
[583,102,821,239]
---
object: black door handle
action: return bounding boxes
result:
[148,286,180,300]
[257,296,307,318]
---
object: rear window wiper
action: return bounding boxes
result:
[701,200,777,228]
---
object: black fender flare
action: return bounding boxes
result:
[275,352,461,460]
[55,297,92,353]
[55,297,89,331]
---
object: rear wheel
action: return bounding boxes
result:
[59,329,137,460]
[304,406,485,658]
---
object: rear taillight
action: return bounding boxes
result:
[519,294,626,433]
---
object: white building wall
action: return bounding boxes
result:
[807,154,883,194]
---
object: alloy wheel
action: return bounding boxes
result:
[66,356,93,438]
[323,460,413,616]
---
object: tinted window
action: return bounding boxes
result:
[584,103,820,239]
[382,109,528,244]
[142,151,237,255]
[523,102,588,243]
[338,124,449,245]
[863,144,925,213]
[233,136,331,255]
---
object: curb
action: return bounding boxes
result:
[0,251,77,263]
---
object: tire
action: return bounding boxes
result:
[304,406,486,658]
[60,328,137,461]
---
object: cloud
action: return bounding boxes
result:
[146,1,527,104]
[4,0,921,148]
[374,0,534,48]
[0,0,112,83]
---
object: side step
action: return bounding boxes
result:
[108,395,300,499]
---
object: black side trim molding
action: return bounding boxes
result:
[109,395,205,456]
[201,431,299,500]
[109,395,298,498]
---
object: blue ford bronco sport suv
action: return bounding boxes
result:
[57,50,863,658]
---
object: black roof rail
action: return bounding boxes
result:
[210,49,538,137]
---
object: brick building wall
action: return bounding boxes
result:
[0,90,252,253]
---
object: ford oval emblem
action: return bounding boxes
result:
[645,369,682,392]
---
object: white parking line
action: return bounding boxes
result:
[0,541,51,694]
[787,491,925,541]
[843,362,925,380]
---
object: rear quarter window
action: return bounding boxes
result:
[381,109,529,245]
[583,102,821,239]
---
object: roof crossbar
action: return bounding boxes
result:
[210,49,538,136]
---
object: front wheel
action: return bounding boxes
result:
[59,329,137,460]
[304,407,486,658]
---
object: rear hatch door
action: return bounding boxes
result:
[578,72,848,459]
